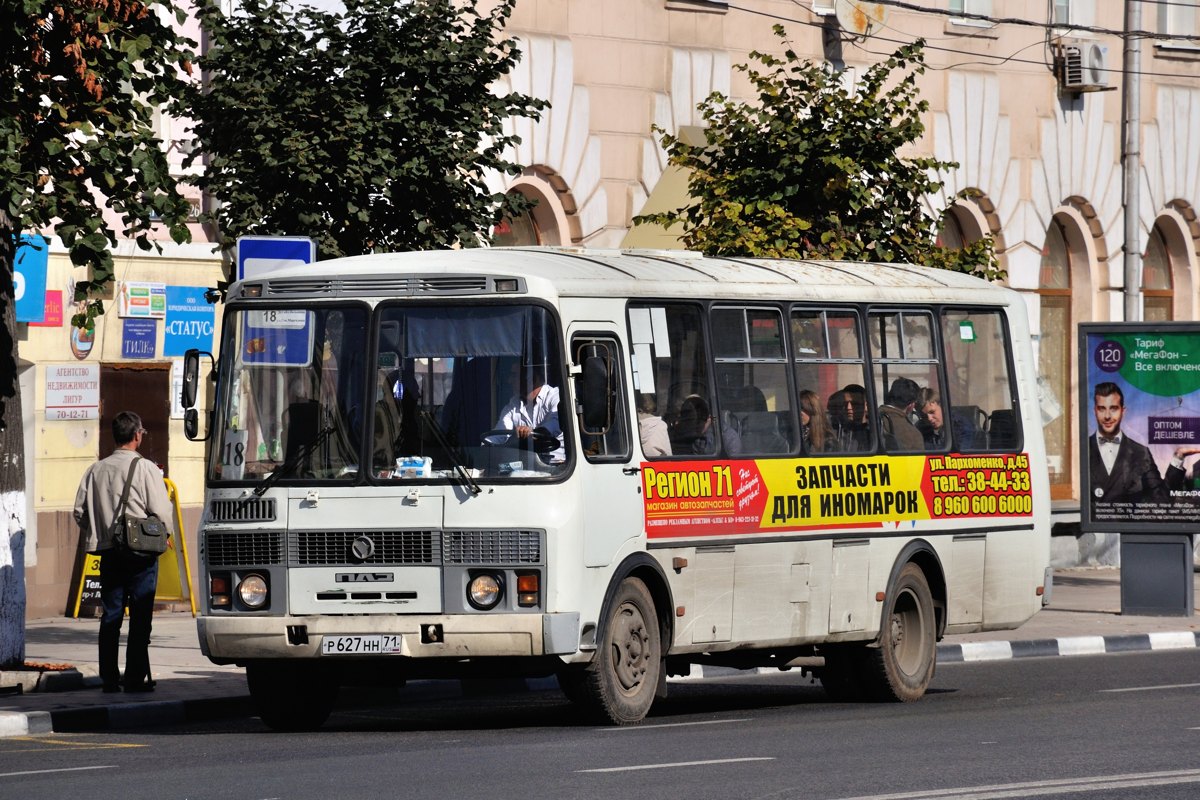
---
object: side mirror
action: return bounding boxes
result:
[182,349,211,409]
[182,349,215,442]
[580,354,613,434]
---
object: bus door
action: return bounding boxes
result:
[570,329,642,568]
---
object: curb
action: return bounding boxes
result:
[0,710,52,737]
[0,694,255,737]
[937,631,1200,663]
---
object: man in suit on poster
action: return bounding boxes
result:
[1088,382,1167,506]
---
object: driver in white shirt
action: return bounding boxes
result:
[495,364,564,462]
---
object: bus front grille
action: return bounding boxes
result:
[291,530,441,566]
[205,531,284,566]
[208,497,276,523]
[203,529,545,568]
[443,530,541,564]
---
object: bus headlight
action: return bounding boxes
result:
[237,574,269,608]
[467,573,503,610]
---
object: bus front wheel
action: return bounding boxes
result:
[247,661,339,732]
[576,577,661,725]
[862,562,936,702]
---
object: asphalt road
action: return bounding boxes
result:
[3,650,1200,800]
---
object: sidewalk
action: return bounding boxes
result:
[2,567,1197,736]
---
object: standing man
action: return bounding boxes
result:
[74,411,174,693]
[1088,382,1167,505]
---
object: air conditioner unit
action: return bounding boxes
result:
[1060,43,1108,93]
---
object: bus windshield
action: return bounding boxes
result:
[209,302,568,484]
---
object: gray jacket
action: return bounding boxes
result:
[74,449,175,554]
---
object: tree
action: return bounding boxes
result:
[636,28,1000,281]
[0,0,195,665]
[185,0,546,265]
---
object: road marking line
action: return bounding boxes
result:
[0,765,117,778]
[1099,682,1200,693]
[4,737,146,749]
[831,768,1200,800]
[577,756,773,773]
[597,718,752,731]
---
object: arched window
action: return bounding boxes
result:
[937,211,966,250]
[1039,217,1073,499]
[492,205,542,247]
[491,168,575,247]
[1143,222,1175,322]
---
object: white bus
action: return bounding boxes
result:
[181,247,1051,729]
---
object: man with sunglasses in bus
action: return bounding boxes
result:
[496,363,564,462]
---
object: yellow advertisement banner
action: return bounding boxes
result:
[643,453,1032,539]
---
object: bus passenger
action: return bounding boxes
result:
[674,395,741,456]
[828,385,869,451]
[637,395,672,457]
[496,365,564,462]
[879,377,923,451]
[915,387,946,449]
[799,389,833,453]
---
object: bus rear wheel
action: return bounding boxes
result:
[862,562,936,702]
[247,661,339,732]
[574,577,661,725]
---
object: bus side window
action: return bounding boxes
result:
[867,310,945,454]
[940,309,1021,452]
[791,308,869,454]
[712,306,793,456]
[628,304,713,459]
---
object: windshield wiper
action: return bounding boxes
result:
[420,410,481,496]
[233,424,336,512]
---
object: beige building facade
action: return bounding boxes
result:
[17,241,223,618]
[487,0,1200,561]
[19,1,1200,618]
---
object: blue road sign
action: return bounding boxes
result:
[236,237,316,366]
[236,236,315,281]
[14,234,49,323]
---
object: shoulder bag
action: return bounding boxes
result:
[111,458,170,556]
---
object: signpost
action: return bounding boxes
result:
[236,236,316,367]
[236,235,314,281]
[1079,322,1200,615]
[14,234,48,323]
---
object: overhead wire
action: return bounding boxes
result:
[730,1,1200,82]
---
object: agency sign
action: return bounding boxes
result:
[1079,323,1200,533]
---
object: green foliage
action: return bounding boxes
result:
[1,0,196,328]
[636,28,1002,281]
[184,0,545,265]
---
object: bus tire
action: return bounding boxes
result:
[247,661,338,732]
[577,577,661,725]
[862,562,936,702]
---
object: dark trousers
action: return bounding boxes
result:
[99,548,159,688]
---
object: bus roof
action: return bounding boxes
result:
[232,246,1017,305]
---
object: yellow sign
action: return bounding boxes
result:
[72,478,196,617]
[643,453,1034,539]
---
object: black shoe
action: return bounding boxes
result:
[124,680,156,693]
[102,683,122,694]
